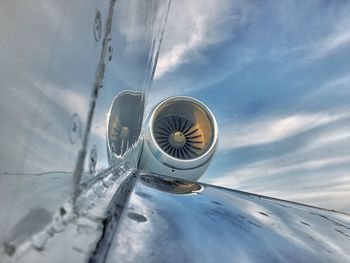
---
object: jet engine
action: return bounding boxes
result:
[139,96,218,180]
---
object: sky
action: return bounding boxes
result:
[148,0,350,212]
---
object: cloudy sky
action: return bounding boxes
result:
[149,0,350,212]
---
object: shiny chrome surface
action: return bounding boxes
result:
[0,0,171,261]
[0,167,137,263]
[0,0,104,251]
[106,91,144,164]
[106,172,350,262]
[87,0,171,174]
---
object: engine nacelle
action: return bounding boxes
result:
[139,96,218,180]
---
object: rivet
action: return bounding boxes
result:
[93,10,102,42]
[89,145,98,174]
[107,37,113,61]
[69,113,82,144]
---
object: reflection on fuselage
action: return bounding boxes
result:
[107,91,144,161]
[139,172,204,195]
[0,0,171,261]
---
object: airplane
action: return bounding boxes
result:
[0,0,349,262]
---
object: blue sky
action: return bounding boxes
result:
[149,0,350,212]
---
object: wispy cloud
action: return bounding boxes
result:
[155,0,253,79]
[309,75,350,98]
[219,111,350,150]
[206,108,350,212]
[211,155,350,187]
[152,0,350,212]
[208,146,350,211]
[307,20,350,62]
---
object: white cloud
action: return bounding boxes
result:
[315,28,350,59]
[208,152,350,212]
[219,111,350,151]
[151,1,350,212]
[155,0,253,79]
[207,110,350,212]
[302,18,350,63]
[310,75,350,97]
[211,155,350,187]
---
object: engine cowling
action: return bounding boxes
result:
[139,96,218,180]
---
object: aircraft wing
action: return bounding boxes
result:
[3,170,349,262]
[99,172,350,262]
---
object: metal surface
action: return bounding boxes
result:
[0,167,137,263]
[0,0,171,261]
[105,172,350,263]
[106,91,144,165]
[87,0,172,174]
[0,0,107,249]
